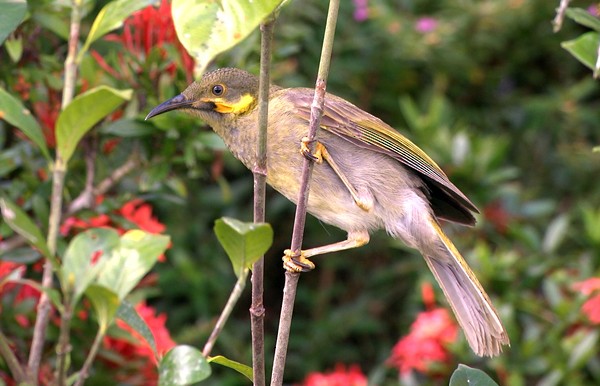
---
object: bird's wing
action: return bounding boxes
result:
[289,89,479,225]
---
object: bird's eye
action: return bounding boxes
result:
[212,84,225,96]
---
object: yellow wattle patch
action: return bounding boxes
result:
[213,94,255,114]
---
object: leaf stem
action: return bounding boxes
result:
[202,269,249,357]
[270,1,340,384]
[250,14,277,386]
[73,327,105,386]
[0,329,26,382]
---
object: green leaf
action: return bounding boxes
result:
[214,217,273,278]
[116,300,157,357]
[159,345,211,385]
[0,0,27,45]
[450,364,499,386]
[5,35,23,62]
[568,330,599,369]
[78,0,158,61]
[171,0,283,74]
[96,230,170,300]
[4,278,63,312]
[565,8,600,32]
[61,228,120,305]
[86,284,120,332]
[0,87,50,159]
[208,355,252,381]
[99,118,155,137]
[561,32,600,72]
[0,197,54,266]
[56,86,132,163]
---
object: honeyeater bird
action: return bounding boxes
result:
[146,68,510,357]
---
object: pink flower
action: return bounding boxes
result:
[415,17,438,33]
[353,0,368,22]
[302,364,367,386]
[588,4,600,17]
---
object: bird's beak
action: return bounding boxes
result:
[145,94,195,120]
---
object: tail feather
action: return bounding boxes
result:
[424,220,510,357]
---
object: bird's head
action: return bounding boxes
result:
[145,68,260,122]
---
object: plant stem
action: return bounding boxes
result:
[250,15,277,386]
[270,1,339,385]
[202,269,249,357]
[28,0,83,381]
[0,330,26,382]
[73,327,105,386]
[56,295,73,386]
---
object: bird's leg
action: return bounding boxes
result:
[300,137,374,212]
[283,230,370,272]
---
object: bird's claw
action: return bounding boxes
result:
[300,137,322,163]
[283,249,315,273]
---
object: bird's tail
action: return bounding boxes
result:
[423,219,510,357]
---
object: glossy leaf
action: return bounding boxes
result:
[565,8,600,32]
[86,284,120,332]
[0,197,54,265]
[0,0,27,44]
[0,87,50,159]
[159,345,211,385]
[78,0,158,61]
[116,300,157,357]
[96,230,170,300]
[56,86,132,163]
[214,217,273,278]
[208,355,252,381]
[61,228,120,305]
[561,32,600,72]
[171,0,283,74]
[450,364,499,386]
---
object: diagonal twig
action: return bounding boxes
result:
[269,1,340,384]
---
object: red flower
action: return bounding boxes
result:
[60,214,112,236]
[120,199,166,234]
[573,278,600,324]
[102,0,194,80]
[103,301,176,383]
[302,364,368,386]
[387,282,458,376]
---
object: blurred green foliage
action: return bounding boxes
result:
[2,0,600,385]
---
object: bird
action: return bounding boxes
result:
[145,67,510,357]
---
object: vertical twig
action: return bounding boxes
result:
[251,14,277,386]
[28,0,82,382]
[73,327,104,386]
[269,1,340,385]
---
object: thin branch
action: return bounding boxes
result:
[270,1,340,385]
[66,137,97,215]
[202,269,249,357]
[250,14,277,386]
[28,0,82,381]
[56,294,73,386]
[0,330,26,382]
[552,0,571,32]
[73,327,104,386]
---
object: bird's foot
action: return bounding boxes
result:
[300,137,323,163]
[283,249,315,273]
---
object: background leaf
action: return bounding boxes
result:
[561,32,600,71]
[0,0,27,45]
[85,284,120,332]
[61,228,120,304]
[171,0,283,74]
[0,196,53,265]
[96,230,170,299]
[0,87,50,159]
[213,217,273,277]
[158,345,211,385]
[116,300,158,357]
[208,355,252,381]
[565,8,600,32]
[449,364,499,386]
[56,86,132,163]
